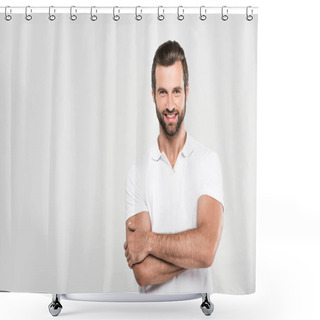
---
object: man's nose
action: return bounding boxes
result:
[166,94,175,111]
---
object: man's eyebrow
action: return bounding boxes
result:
[157,87,183,93]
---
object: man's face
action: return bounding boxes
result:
[152,61,189,137]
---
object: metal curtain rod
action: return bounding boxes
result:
[0,6,259,13]
[1,6,258,22]
[0,6,259,9]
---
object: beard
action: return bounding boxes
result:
[156,102,186,137]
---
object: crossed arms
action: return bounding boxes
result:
[124,194,224,287]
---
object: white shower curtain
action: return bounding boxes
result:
[0,8,257,294]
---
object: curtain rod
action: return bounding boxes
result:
[0,6,259,14]
[0,6,259,9]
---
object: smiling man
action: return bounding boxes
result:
[124,40,224,294]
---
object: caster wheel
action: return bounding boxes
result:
[48,299,63,317]
[200,293,214,316]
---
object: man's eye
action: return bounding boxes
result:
[174,90,181,94]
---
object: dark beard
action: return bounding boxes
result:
[156,103,186,137]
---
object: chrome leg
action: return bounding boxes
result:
[48,294,63,317]
[200,293,214,316]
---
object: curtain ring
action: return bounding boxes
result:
[246,6,254,21]
[113,6,120,21]
[200,6,207,21]
[4,6,12,21]
[157,6,164,21]
[70,6,77,21]
[221,6,228,21]
[177,6,184,21]
[135,6,142,21]
[49,6,56,21]
[25,6,32,21]
[91,6,97,21]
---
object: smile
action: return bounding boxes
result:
[164,113,178,122]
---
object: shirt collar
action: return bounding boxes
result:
[151,132,194,161]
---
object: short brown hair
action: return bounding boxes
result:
[151,40,189,94]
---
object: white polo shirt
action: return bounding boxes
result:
[125,132,224,294]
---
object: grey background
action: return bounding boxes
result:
[1,0,320,319]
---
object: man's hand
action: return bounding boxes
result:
[124,221,151,268]
[124,212,186,287]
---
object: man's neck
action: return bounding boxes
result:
[158,128,187,169]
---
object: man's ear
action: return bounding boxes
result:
[152,89,155,103]
[185,84,190,100]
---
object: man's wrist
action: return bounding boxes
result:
[147,231,156,255]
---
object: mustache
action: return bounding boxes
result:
[163,109,179,115]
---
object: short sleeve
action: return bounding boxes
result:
[199,152,224,209]
[125,164,149,221]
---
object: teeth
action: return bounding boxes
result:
[166,114,176,118]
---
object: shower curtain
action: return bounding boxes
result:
[0,7,257,295]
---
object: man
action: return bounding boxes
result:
[124,40,224,294]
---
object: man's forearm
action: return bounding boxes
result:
[148,227,216,269]
[125,197,223,270]
[133,255,186,287]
